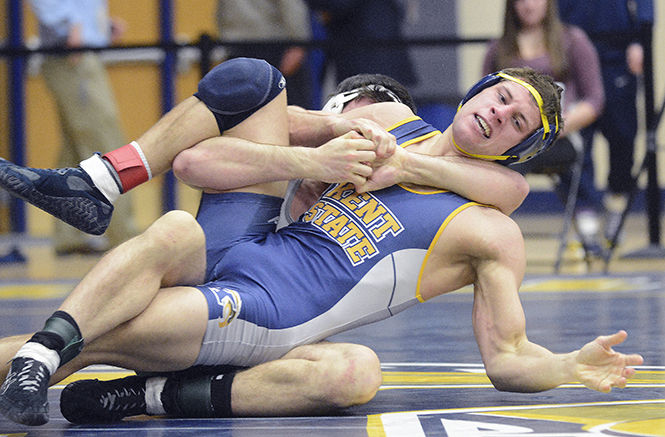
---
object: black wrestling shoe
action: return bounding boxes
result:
[60,375,147,424]
[0,158,113,235]
[0,357,51,426]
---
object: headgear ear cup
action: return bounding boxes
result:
[321,89,362,114]
[458,75,503,108]
[322,85,404,113]
[456,71,559,165]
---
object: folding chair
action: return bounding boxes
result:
[511,132,586,273]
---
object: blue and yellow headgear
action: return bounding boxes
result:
[454,71,560,165]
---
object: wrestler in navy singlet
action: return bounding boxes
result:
[194,117,481,367]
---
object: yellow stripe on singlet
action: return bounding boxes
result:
[386,115,422,131]
[415,202,481,302]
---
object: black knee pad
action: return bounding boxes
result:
[194,57,286,133]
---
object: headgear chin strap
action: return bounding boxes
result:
[322,85,403,114]
[455,71,560,165]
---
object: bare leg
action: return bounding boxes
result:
[57,210,206,345]
[172,89,290,196]
[0,285,212,386]
[57,341,382,422]
[231,342,382,416]
[56,285,210,376]
[0,307,384,419]
[0,58,281,236]
[133,96,219,177]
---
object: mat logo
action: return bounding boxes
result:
[369,400,665,437]
[417,415,585,436]
[302,183,403,266]
[209,287,242,328]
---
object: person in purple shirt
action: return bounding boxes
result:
[558,0,655,241]
[483,0,606,253]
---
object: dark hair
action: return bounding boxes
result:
[333,73,417,113]
[501,66,564,135]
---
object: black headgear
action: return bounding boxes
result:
[455,71,560,165]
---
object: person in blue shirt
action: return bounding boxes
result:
[558,0,655,241]
[28,0,138,254]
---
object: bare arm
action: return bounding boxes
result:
[401,153,528,215]
[291,103,529,214]
[359,146,529,215]
[467,211,643,392]
[288,105,339,147]
[172,132,377,191]
[288,105,396,157]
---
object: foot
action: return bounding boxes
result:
[0,357,51,426]
[60,375,147,424]
[0,159,113,235]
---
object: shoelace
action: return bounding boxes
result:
[99,387,145,412]
[16,360,48,393]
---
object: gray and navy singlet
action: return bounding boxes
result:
[194,116,481,367]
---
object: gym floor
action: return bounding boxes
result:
[0,212,663,436]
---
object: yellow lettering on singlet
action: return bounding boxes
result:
[347,238,377,264]
[321,215,349,237]
[337,221,365,245]
[372,214,402,238]
[325,182,355,200]
[302,201,324,222]
[313,203,340,225]
[355,197,386,224]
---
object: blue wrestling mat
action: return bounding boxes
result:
[0,273,663,436]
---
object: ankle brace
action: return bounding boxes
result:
[102,142,152,192]
[35,311,84,367]
[161,374,214,418]
[210,372,235,417]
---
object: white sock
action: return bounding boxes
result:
[79,154,121,203]
[145,376,167,415]
[14,342,60,376]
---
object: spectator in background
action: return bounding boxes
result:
[558,0,655,242]
[29,0,137,255]
[483,0,605,251]
[305,0,418,103]
[217,0,313,109]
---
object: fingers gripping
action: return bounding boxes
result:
[348,119,396,159]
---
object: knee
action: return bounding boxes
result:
[143,210,204,255]
[195,57,285,132]
[322,344,382,408]
[172,149,204,188]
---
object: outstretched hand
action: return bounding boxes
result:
[574,330,643,393]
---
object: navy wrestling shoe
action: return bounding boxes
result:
[0,357,51,426]
[60,376,147,424]
[0,159,113,235]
